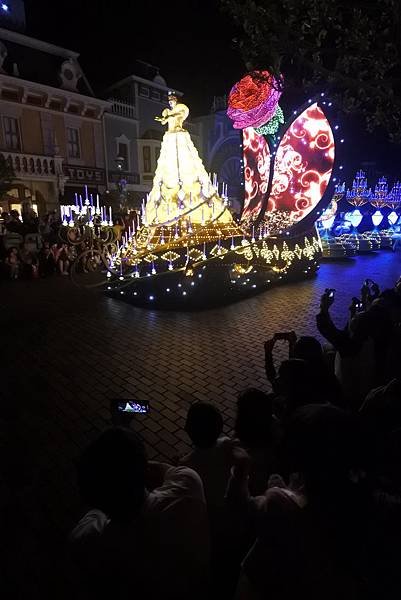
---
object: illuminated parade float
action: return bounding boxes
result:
[317,169,401,257]
[103,72,338,307]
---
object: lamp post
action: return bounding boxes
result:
[115,155,127,213]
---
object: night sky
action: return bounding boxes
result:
[24,0,243,115]
[24,0,399,180]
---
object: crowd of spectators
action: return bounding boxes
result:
[0,208,72,280]
[0,208,141,281]
[68,277,401,599]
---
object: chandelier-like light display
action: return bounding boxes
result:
[59,186,117,282]
[60,187,113,228]
[387,181,401,210]
[346,170,372,207]
[370,176,389,209]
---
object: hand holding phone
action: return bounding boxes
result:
[320,288,335,311]
[349,297,363,316]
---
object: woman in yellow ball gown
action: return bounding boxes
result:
[144,92,232,227]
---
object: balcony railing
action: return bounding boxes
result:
[0,151,64,179]
[109,98,137,120]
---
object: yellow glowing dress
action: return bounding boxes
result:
[144,100,232,227]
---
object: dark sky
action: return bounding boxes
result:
[23,0,399,179]
[24,0,243,115]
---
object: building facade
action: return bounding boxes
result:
[0,0,242,217]
[0,3,109,216]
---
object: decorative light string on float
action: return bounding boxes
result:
[140,178,230,229]
[110,231,323,283]
[107,235,323,302]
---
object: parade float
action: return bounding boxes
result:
[317,183,357,259]
[102,71,339,308]
[321,170,401,254]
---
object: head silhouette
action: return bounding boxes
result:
[77,427,147,521]
[185,402,223,449]
[276,359,317,411]
[235,388,273,448]
[285,404,358,497]
[294,336,323,364]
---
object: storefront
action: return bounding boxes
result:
[62,165,107,205]
[0,185,38,215]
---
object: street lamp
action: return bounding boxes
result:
[115,155,127,212]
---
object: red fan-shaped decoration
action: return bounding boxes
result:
[268,103,335,223]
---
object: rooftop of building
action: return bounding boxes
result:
[0,26,94,96]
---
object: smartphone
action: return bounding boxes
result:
[116,401,150,414]
[328,290,335,298]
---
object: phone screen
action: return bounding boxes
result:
[117,401,150,414]
[329,291,334,298]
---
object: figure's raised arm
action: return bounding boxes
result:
[154,108,170,124]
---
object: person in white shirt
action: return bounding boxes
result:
[179,402,245,599]
[70,427,210,600]
[179,402,234,510]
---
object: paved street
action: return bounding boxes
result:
[2,250,401,597]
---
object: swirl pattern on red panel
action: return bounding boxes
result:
[268,103,335,222]
[242,127,271,219]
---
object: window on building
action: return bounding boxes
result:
[3,116,21,150]
[151,89,161,101]
[67,127,80,159]
[117,142,129,171]
[143,146,151,172]
[139,85,149,98]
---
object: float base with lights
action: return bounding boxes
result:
[106,76,337,308]
[317,170,401,256]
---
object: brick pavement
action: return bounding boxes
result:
[1,250,400,597]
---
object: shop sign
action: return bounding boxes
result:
[64,165,106,184]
